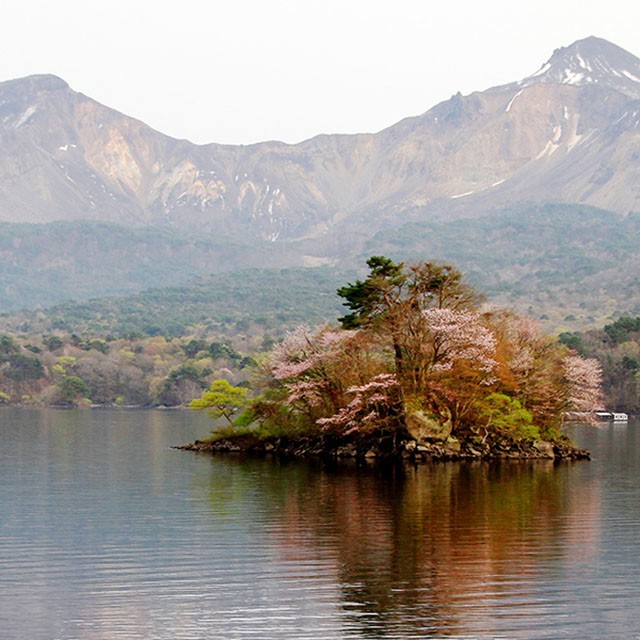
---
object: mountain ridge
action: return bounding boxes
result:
[1,36,640,244]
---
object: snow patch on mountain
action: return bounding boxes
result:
[14,106,37,128]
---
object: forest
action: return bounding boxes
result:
[0,331,255,407]
[3,204,640,338]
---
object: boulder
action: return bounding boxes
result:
[533,440,555,459]
[444,436,461,453]
[406,409,452,442]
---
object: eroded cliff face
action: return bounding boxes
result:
[1,37,640,240]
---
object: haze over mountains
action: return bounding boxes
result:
[1,36,640,330]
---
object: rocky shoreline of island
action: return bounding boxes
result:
[176,430,590,462]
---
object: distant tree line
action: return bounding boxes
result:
[0,331,255,407]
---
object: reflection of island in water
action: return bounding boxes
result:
[208,457,601,637]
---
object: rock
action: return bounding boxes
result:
[444,436,461,453]
[177,428,590,463]
[405,409,452,442]
[336,445,356,457]
[533,440,555,458]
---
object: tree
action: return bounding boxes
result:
[562,354,603,414]
[183,338,207,358]
[337,257,479,332]
[337,256,406,330]
[57,375,91,405]
[337,258,481,388]
[43,335,65,352]
[190,379,249,427]
[248,257,604,444]
[5,354,45,382]
[265,324,363,425]
[317,373,401,435]
[0,335,19,358]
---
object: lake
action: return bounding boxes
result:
[1,408,639,639]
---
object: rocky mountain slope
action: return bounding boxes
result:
[2,36,640,247]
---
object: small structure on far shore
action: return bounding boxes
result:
[594,411,629,422]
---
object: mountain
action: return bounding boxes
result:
[2,36,640,247]
[519,37,640,98]
[2,37,640,327]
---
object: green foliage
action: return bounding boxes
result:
[190,379,249,427]
[0,335,19,357]
[622,355,640,372]
[604,316,640,345]
[5,354,45,381]
[559,331,584,354]
[183,338,207,357]
[43,335,65,351]
[208,341,240,360]
[337,256,406,328]
[206,423,255,442]
[474,393,539,440]
[57,375,91,405]
[83,339,110,354]
[168,364,207,385]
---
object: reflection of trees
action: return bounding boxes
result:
[207,456,600,637]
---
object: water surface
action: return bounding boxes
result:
[1,409,638,639]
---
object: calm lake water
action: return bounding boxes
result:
[1,409,639,639]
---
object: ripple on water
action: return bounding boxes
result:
[2,411,640,638]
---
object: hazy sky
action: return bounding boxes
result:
[1,1,639,145]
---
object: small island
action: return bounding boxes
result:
[183,257,600,462]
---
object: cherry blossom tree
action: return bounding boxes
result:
[264,324,381,424]
[489,313,569,432]
[317,373,400,436]
[389,307,499,429]
[562,353,604,414]
[419,308,496,375]
[337,257,480,377]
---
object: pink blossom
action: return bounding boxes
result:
[422,308,497,375]
[563,354,604,412]
[317,373,399,434]
[269,325,354,380]
[285,379,328,407]
[505,316,543,377]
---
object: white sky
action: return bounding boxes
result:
[1,0,639,145]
